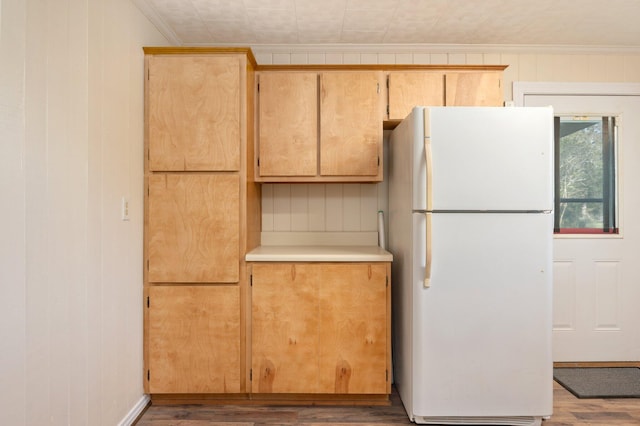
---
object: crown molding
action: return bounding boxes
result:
[186,42,640,56]
[131,0,182,46]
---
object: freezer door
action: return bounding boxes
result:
[413,106,554,212]
[411,211,553,418]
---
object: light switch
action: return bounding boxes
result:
[121,197,130,221]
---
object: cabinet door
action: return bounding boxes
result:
[147,55,240,171]
[320,72,383,178]
[258,73,318,177]
[445,72,503,106]
[148,285,240,393]
[147,174,239,283]
[251,263,319,393]
[388,72,444,120]
[319,263,388,394]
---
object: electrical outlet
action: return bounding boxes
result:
[121,197,130,221]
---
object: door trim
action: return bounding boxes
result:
[513,82,640,106]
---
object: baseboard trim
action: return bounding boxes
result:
[118,394,151,426]
[554,361,640,368]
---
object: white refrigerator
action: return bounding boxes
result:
[388,106,554,426]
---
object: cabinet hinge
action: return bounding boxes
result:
[386,276,389,287]
[257,157,260,167]
[250,369,253,381]
[377,82,380,94]
[250,274,253,287]
[378,156,380,167]
[257,82,259,93]
[386,105,389,115]
[147,259,149,271]
[147,68,149,80]
[147,296,150,308]
[386,75,389,88]
[147,370,150,381]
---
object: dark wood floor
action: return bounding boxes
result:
[135,381,640,425]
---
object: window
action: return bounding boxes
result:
[554,116,618,234]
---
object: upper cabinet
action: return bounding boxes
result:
[256,70,384,183]
[320,72,383,178]
[147,55,241,171]
[387,72,445,120]
[257,72,318,177]
[257,65,505,182]
[444,71,504,106]
[386,68,505,122]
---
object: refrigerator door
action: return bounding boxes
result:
[410,106,554,212]
[410,211,553,420]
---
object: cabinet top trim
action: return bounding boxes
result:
[143,46,257,68]
[142,46,506,72]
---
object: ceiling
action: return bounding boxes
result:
[133,0,640,48]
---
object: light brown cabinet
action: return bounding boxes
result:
[147,285,241,393]
[147,55,241,171]
[147,173,239,283]
[387,72,445,120]
[257,72,318,177]
[143,47,507,403]
[386,69,504,122]
[256,71,384,182]
[143,48,261,398]
[444,71,504,106]
[250,262,390,395]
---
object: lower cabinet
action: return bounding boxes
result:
[147,285,241,393]
[250,262,390,395]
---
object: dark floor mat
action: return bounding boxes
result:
[554,367,640,398]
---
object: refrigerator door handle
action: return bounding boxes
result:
[425,137,433,211]
[425,212,432,288]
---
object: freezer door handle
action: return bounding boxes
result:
[425,212,432,288]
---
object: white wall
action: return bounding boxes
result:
[253,47,640,240]
[0,0,167,424]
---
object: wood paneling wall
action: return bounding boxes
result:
[0,0,167,425]
[255,48,640,240]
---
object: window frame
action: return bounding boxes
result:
[553,115,619,235]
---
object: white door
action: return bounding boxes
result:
[519,84,640,361]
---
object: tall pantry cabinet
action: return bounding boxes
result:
[143,48,261,395]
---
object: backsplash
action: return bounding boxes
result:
[261,183,382,232]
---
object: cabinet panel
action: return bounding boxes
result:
[148,55,240,171]
[148,285,241,393]
[251,263,319,393]
[320,72,383,177]
[148,174,239,283]
[251,262,389,395]
[445,72,503,106]
[388,72,445,120]
[258,73,318,177]
[319,264,388,394]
